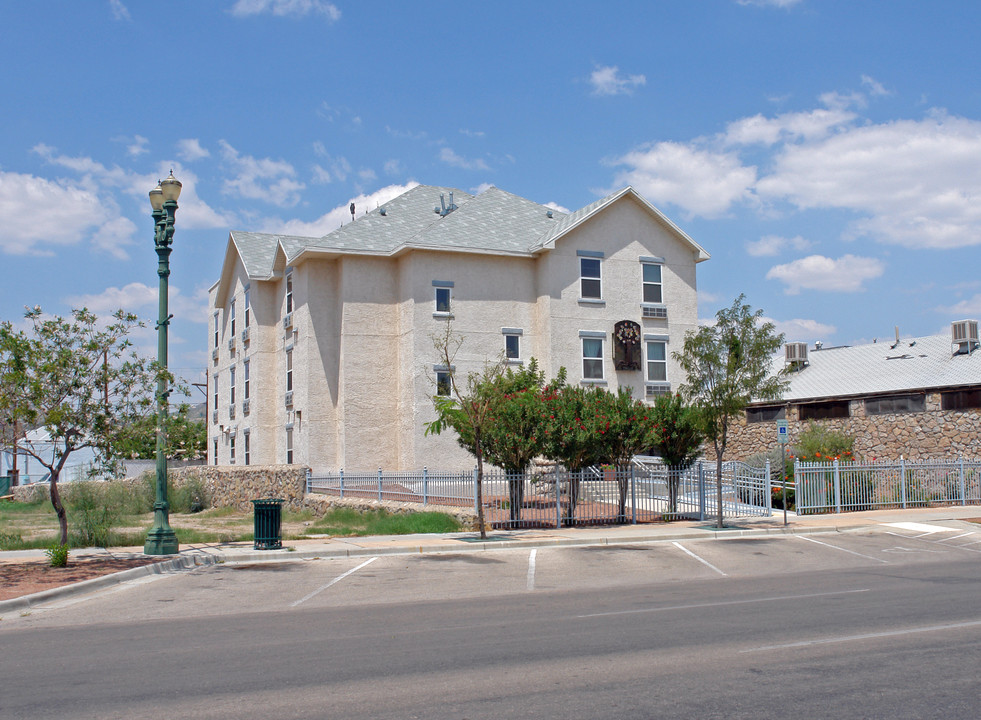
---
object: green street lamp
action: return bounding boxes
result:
[144,170,181,555]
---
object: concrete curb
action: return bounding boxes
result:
[0,553,220,615]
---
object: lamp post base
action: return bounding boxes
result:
[144,503,179,555]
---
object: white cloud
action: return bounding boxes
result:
[65,282,210,325]
[439,147,489,171]
[113,134,149,157]
[176,138,210,162]
[936,294,981,317]
[766,254,885,294]
[383,159,404,176]
[259,182,420,236]
[737,0,802,6]
[746,234,811,257]
[109,0,131,21]
[756,113,981,248]
[0,170,111,255]
[544,201,571,214]
[766,316,837,343]
[610,142,757,217]
[230,0,340,20]
[91,216,138,260]
[589,65,646,96]
[219,140,305,207]
[724,107,855,146]
[861,74,891,97]
[311,164,332,184]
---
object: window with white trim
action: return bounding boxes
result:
[580,257,602,299]
[212,374,219,412]
[582,337,604,379]
[286,348,293,392]
[244,359,250,400]
[646,340,667,382]
[229,366,236,405]
[502,328,522,361]
[244,286,251,329]
[285,272,293,314]
[213,312,219,349]
[642,263,663,304]
[286,427,294,464]
[213,438,219,466]
[244,431,251,466]
[436,371,451,396]
[229,436,236,465]
[230,299,236,336]
[435,287,451,313]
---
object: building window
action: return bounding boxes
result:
[285,272,293,314]
[746,406,787,424]
[244,432,250,466]
[646,340,667,382]
[436,370,451,396]
[865,394,926,415]
[213,438,219,466]
[505,334,520,360]
[435,287,451,314]
[244,286,250,329]
[582,337,604,380]
[798,400,850,421]
[230,299,236,336]
[229,436,236,465]
[580,257,602,299]
[244,359,250,400]
[212,374,219,412]
[213,311,219,349]
[941,389,981,411]
[286,349,293,392]
[229,367,236,405]
[642,263,663,304]
[286,427,294,464]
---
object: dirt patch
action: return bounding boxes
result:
[0,556,163,602]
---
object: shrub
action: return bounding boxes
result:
[65,481,121,547]
[45,542,69,567]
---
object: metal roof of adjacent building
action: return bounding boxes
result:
[768,332,981,403]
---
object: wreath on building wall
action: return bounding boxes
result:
[614,320,642,371]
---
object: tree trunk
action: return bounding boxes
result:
[475,441,487,540]
[507,472,524,526]
[564,470,581,527]
[715,447,725,529]
[49,471,68,546]
[616,467,629,523]
[668,468,679,518]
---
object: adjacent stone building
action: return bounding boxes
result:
[207,184,709,472]
[729,322,981,461]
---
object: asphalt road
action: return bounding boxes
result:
[2,525,980,719]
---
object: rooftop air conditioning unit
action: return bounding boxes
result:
[283,312,293,330]
[285,390,294,407]
[785,342,809,365]
[642,305,668,319]
[952,319,980,354]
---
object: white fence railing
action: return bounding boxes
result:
[307,460,773,528]
[795,458,981,514]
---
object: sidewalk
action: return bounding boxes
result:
[3,505,979,613]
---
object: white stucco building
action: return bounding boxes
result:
[207,184,709,471]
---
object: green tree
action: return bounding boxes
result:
[116,404,207,460]
[540,384,608,526]
[480,359,550,524]
[590,388,653,522]
[424,324,508,539]
[0,308,158,545]
[675,295,788,527]
[647,393,704,516]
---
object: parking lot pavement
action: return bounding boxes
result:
[3,516,978,632]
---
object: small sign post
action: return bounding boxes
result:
[776,420,789,526]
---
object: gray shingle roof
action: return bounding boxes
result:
[773,333,981,402]
[227,184,708,280]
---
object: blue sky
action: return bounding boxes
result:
[3,0,981,397]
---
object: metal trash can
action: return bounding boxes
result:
[252,498,284,550]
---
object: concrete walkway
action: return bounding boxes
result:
[3,504,979,613]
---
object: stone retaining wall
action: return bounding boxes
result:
[723,396,981,462]
[303,493,479,529]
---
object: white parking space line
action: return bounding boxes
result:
[527,549,537,592]
[798,535,889,563]
[672,542,727,577]
[290,557,378,608]
[882,522,958,534]
[742,618,981,653]
[945,531,976,541]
